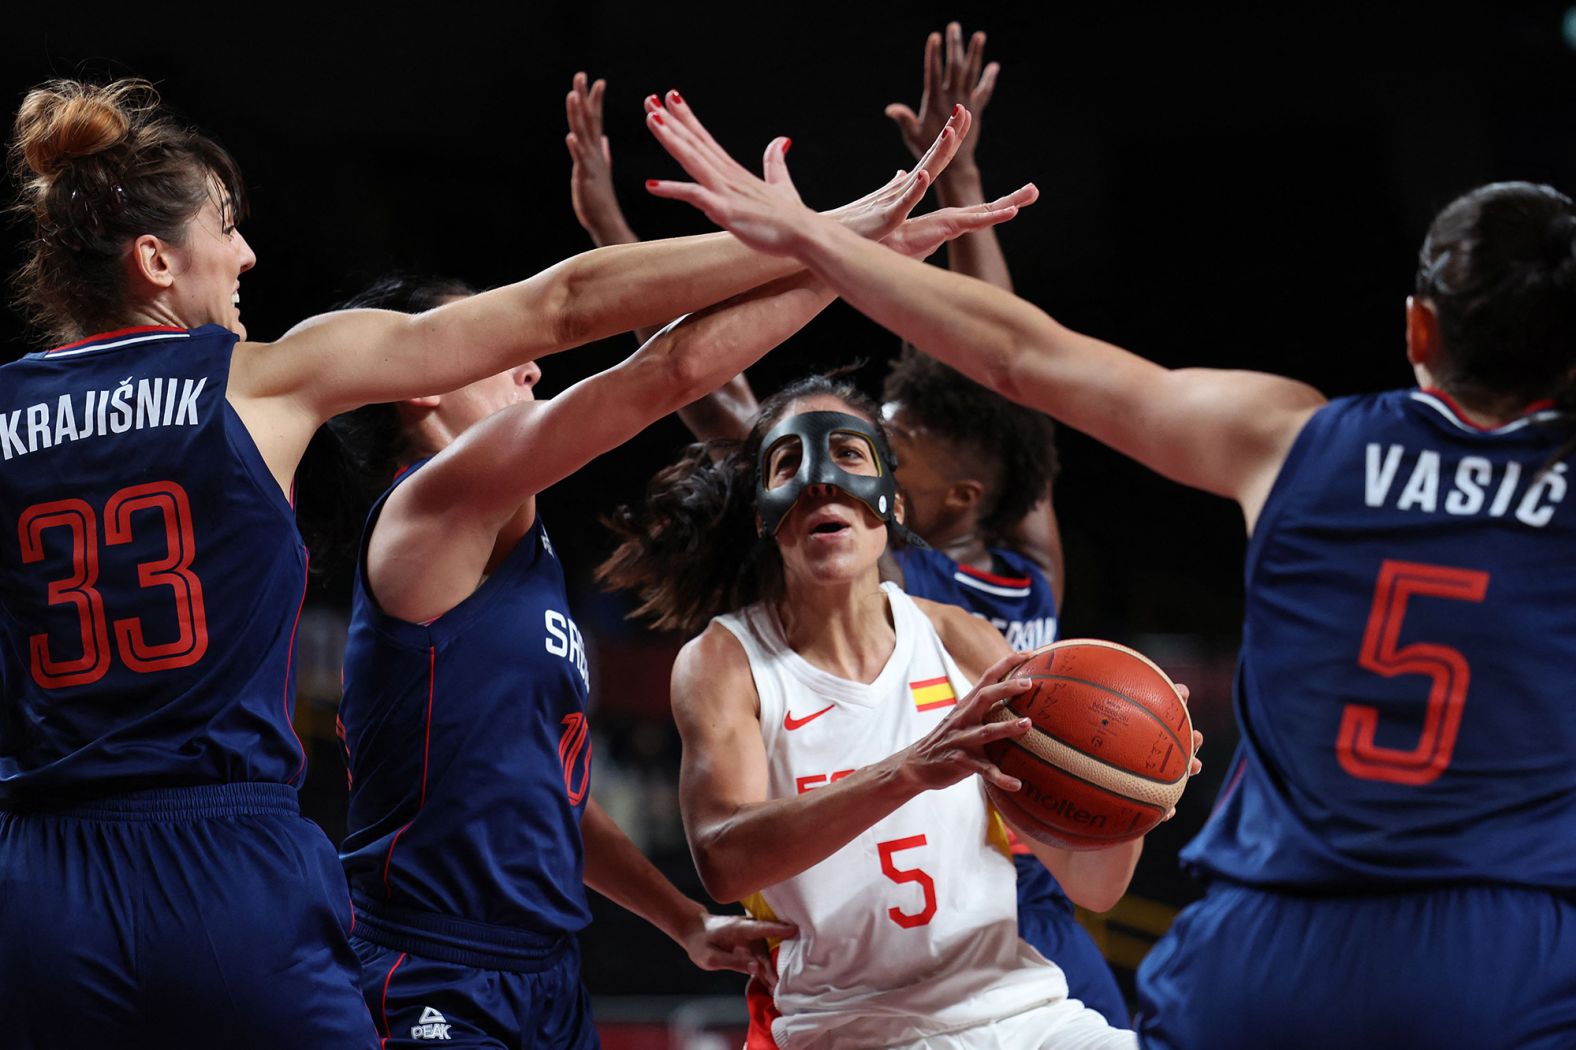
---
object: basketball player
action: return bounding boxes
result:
[565,48,1129,1021]
[600,377,1203,1048]
[0,78,970,1049]
[641,95,1576,1046]
[319,142,1030,1045]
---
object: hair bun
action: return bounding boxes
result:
[12,79,156,179]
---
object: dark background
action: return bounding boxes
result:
[8,0,1576,1019]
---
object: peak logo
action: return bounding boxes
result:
[412,1006,452,1040]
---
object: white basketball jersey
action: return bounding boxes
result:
[716,583,1068,1050]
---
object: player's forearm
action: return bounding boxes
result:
[789,216,1052,404]
[549,234,803,350]
[935,167,1014,292]
[1030,836,1142,914]
[581,800,705,944]
[676,373,758,444]
[689,758,922,902]
[645,274,833,417]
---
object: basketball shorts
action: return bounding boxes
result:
[351,898,597,1049]
[1137,881,1576,1049]
[1016,853,1130,1026]
[0,782,377,1050]
[881,997,1137,1050]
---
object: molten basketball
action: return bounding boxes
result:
[985,639,1192,851]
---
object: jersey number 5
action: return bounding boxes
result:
[19,481,208,689]
[1337,559,1489,786]
[877,835,937,928]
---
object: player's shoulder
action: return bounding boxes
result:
[672,619,759,720]
[911,594,1010,674]
[674,619,752,688]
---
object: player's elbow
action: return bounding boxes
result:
[541,259,596,349]
[689,832,750,904]
[1066,882,1125,915]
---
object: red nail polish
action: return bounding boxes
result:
[782,138,792,154]
[651,111,665,126]
[646,179,660,189]
[952,103,963,118]
[645,94,661,109]
[669,90,684,105]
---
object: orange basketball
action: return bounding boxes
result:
[984,639,1193,851]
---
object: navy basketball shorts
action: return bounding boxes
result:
[1015,854,1130,1027]
[0,782,377,1050]
[351,901,597,1049]
[1136,881,1576,1049]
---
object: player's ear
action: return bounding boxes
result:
[128,234,177,291]
[1405,295,1441,370]
[893,491,906,525]
[945,478,985,514]
[402,394,442,409]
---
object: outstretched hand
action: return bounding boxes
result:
[680,910,797,990]
[886,22,999,173]
[565,72,636,246]
[884,183,1039,261]
[897,650,1035,794]
[644,90,974,253]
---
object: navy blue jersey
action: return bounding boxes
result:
[340,464,593,936]
[893,545,1058,652]
[0,326,309,803]
[1187,389,1576,891]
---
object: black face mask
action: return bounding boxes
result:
[754,410,926,548]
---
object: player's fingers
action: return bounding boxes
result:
[884,103,920,143]
[643,179,720,218]
[566,90,586,135]
[643,93,663,115]
[664,90,744,174]
[1174,681,1191,705]
[966,715,1032,747]
[964,756,1021,793]
[966,672,1031,716]
[991,183,1039,210]
[720,918,797,944]
[945,21,964,82]
[600,135,612,166]
[646,110,731,187]
[761,137,797,194]
[973,62,1000,109]
[982,649,1029,686]
[919,31,941,113]
[589,77,607,117]
[946,204,1019,235]
[964,30,986,87]
[572,70,588,98]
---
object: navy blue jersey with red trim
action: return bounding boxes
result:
[0,326,309,803]
[1186,389,1576,891]
[339,463,593,935]
[892,545,1058,652]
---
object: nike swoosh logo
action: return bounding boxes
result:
[783,703,836,731]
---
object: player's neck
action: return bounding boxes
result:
[776,576,895,684]
[932,528,991,571]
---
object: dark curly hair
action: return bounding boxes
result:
[598,374,907,634]
[881,345,1059,542]
[294,274,478,574]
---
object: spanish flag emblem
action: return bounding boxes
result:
[910,675,957,712]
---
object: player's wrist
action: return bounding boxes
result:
[936,165,984,206]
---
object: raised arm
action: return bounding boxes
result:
[671,624,1034,903]
[371,152,1032,623]
[645,98,1328,529]
[230,95,972,493]
[564,72,755,442]
[369,269,837,623]
[886,22,1014,291]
